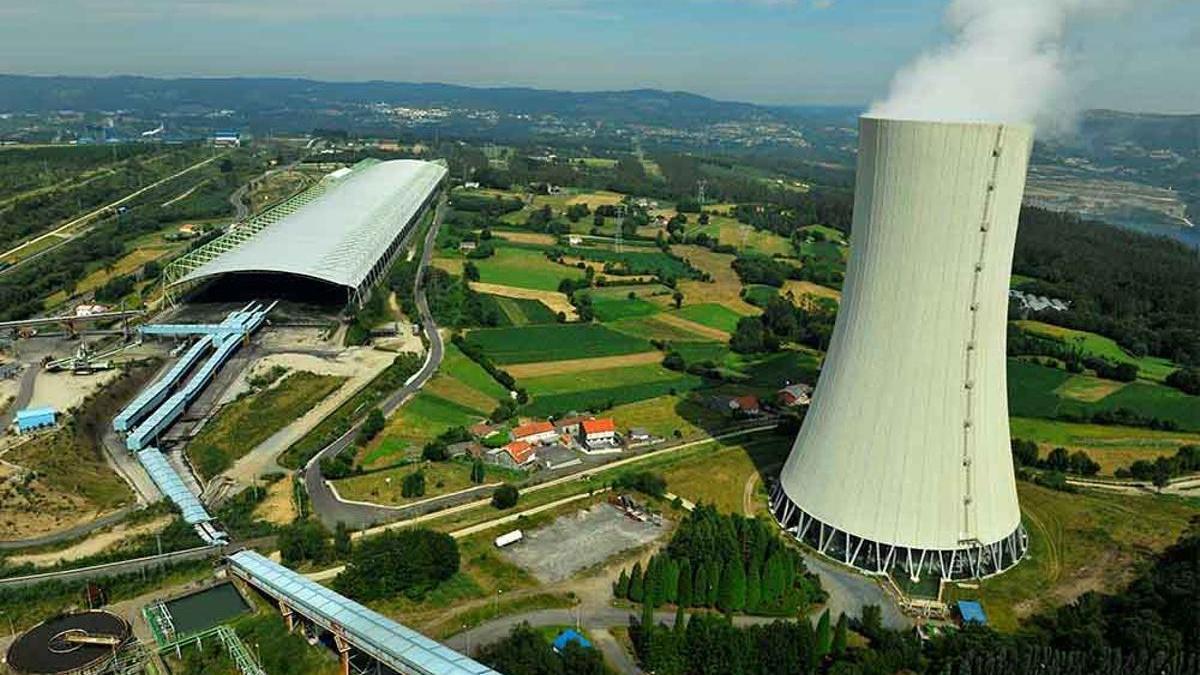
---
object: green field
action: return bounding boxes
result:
[1016,320,1178,382]
[742,285,779,307]
[1009,416,1200,474]
[675,303,744,333]
[1008,359,1200,432]
[362,393,484,467]
[565,245,698,279]
[440,342,510,400]
[521,374,706,417]
[464,323,652,364]
[474,245,584,291]
[333,459,484,506]
[523,363,683,396]
[189,372,345,478]
[591,295,661,322]
[490,295,560,325]
[671,341,730,364]
[607,315,721,342]
[944,483,1196,632]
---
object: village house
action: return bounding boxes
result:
[581,418,618,451]
[777,383,813,407]
[512,420,558,446]
[488,440,537,469]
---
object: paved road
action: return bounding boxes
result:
[305,201,447,529]
[0,507,135,551]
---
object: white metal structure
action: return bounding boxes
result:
[772,116,1033,581]
[165,159,446,306]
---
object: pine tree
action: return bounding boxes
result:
[641,596,655,627]
[815,608,832,658]
[745,565,762,612]
[832,612,848,656]
[615,568,630,599]
[673,604,686,635]
[678,559,694,607]
[629,562,645,603]
[644,556,663,608]
[692,563,707,608]
[717,559,737,613]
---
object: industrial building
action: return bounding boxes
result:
[772,117,1032,581]
[164,159,447,308]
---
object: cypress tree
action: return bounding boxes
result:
[832,612,848,656]
[614,568,630,599]
[673,604,686,635]
[745,565,762,612]
[678,559,694,607]
[729,559,747,612]
[717,559,736,613]
[641,595,654,628]
[664,558,680,604]
[707,561,722,607]
[645,556,663,608]
[692,563,708,608]
[815,608,832,658]
[629,562,645,603]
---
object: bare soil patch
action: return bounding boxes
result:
[505,351,664,379]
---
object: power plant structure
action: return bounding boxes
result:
[770,116,1033,581]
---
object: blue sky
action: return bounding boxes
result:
[0,0,1195,112]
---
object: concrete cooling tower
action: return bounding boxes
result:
[770,116,1033,581]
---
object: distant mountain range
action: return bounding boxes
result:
[0,74,860,128]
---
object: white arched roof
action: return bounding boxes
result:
[181,159,446,291]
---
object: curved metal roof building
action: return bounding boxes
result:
[166,159,446,306]
[771,116,1033,581]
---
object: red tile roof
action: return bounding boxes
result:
[581,418,615,435]
[513,421,555,439]
[734,395,760,410]
[503,440,536,464]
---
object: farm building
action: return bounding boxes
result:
[778,383,813,407]
[15,406,57,433]
[164,159,447,307]
[553,415,588,436]
[489,440,537,469]
[512,420,558,445]
[581,418,618,450]
[538,444,582,471]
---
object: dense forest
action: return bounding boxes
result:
[333,528,459,601]
[615,517,1200,675]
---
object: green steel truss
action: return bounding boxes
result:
[162,160,381,304]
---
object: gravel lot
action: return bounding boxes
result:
[501,503,666,583]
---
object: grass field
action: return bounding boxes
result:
[1008,359,1200,432]
[467,282,577,319]
[332,459,487,506]
[608,394,731,441]
[675,303,744,333]
[1054,374,1128,402]
[781,280,841,304]
[743,285,778,307]
[661,438,791,516]
[491,295,560,325]
[521,374,707,418]
[188,372,345,479]
[672,244,761,316]
[1009,417,1199,474]
[474,245,584,292]
[1015,320,1178,383]
[440,342,511,401]
[464,323,652,365]
[653,312,732,341]
[506,351,663,379]
[944,483,1196,632]
[360,393,485,468]
[523,363,685,396]
[607,314,724,343]
[591,295,661,322]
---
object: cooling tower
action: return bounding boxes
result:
[770,116,1032,581]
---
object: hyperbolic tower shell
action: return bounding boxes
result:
[771,116,1032,580]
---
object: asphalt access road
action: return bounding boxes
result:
[304,201,447,530]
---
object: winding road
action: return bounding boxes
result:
[304,200,447,529]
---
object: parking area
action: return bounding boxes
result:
[501,503,667,583]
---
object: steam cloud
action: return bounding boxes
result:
[869,0,1127,129]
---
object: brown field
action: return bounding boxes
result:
[566,190,626,207]
[653,312,732,342]
[559,255,657,283]
[1055,375,1127,402]
[782,280,841,303]
[492,230,558,246]
[671,244,760,315]
[424,374,499,414]
[468,282,577,319]
[251,477,298,526]
[431,256,464,275]
[506,351,664,379]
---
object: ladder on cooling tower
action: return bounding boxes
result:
[216,625,268,675]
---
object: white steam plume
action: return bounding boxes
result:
[869,0,1128,129]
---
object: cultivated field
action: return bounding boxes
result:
[1016,320,1178,383]
[464,323,652,365]
[1009,416,1197,474]
[474,245,584,292]
[506,351,664,379]
[468,281,576,318]
[672,244,761,315]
